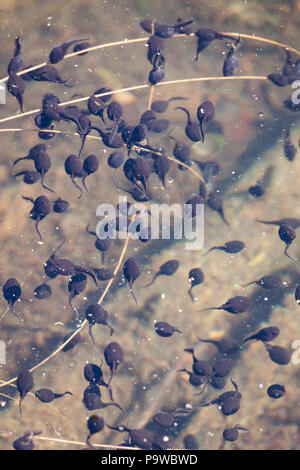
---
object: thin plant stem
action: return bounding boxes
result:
[0,75,267,126]
[0,31,299,85]
[147,85,155,110]
[33,435,140,450]
[0,127,206,184]
[0,230,132,389]
[222,32,300,55]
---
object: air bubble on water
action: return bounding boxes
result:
[258,112,264,118]
[0,401,6,407]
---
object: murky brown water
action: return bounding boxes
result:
[0,0,300,450]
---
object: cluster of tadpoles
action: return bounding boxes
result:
[0,16,300,450]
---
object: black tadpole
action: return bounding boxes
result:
[196,378,241,416]
[64,154,84,199]
[145,260,179,287]
[2,278,22,320]
[154,321,182,337]
[196,101,215,142]
[68,273,87,316]
[243,326,280,343]
[188,268,204,301]
[86,304,114,344]
[278,224,296,260]
[49,37,89,64]
[8,37,24,74]
[35,388,72,403]
[207,191,230,227]
[104,342,124,385]
[204,240,245,255]
[82,154,99,192]
[7,71,25,112]
[16,369,34,415]
[199,295,251,314]
[86,414,105,446]
[175,107,202,142]
[22,195,51,242]
[123,257,141,304]
[241,274,282,290]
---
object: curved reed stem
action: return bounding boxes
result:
[33,435,140,450]
[0,228,132,389]
[0,31,298,86]
[223,32,300,56]
[147,85,155,110]
[0,127,206,184]
[0,75,267,126]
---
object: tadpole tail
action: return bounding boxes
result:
[194,377,209,396]
[243,334,256,343]
[168,96,187,104]
[9,303,23,322]
[199,120,205,142]
[86,225,96,237]
[203,247,218,255]
[88,324,96,346]
[61,76,74,88]
[284,245,296,261]
[78,268,98,287]
[143,273,158,288]
[41,173,55,193]
[174,19,194,30]
[198,306,219,312]
[13,170,26,178]
[101,401,124,412]
[219,209,231,228]
[19,396,24,416]
[14,36,21,57]
[184,348,194,355]
[68,290,76,312]
[71,176,83,199]
[187,286,195,302]
[54,391,73,399]
[12,156,29,169]
[129,282,138,305]
[102,380,115,402]
[35,217,43,243]
[108,324,114,337]
[17,93,24,114]
[78,134,87,158]
[175,106,191,124]
[255,219,278,226]
[240,281,255,287]
[82,175,90,193]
